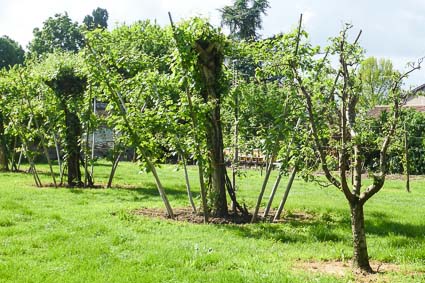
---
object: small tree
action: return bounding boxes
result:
[291,22,421,272]
[0,36,25,171]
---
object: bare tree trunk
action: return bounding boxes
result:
[273,167,297,221]
[350,202,372,272]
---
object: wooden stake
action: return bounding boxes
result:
[251,156,274,223]
[182,153,197,213]
[273,167,297,221]
[404,122,410,193]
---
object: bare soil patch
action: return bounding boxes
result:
[133,207,251,224]
[293,260,424,282]
[132,207,315,224]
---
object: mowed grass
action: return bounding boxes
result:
[0,161,424,282]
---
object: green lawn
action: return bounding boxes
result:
[0,161,424,282]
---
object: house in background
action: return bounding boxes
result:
[368,83,425,117]
[91,102,114,158]
[404,83,425,110]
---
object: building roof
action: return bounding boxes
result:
[368,83,425,117]
[412,83,425,93]
[368,104,425,118]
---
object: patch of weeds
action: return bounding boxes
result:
[115,209,137,222]
[50,213,62,221]
[0,217,15,227]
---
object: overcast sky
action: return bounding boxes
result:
[1,0,424,86]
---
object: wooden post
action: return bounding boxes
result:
[273,167,297,221]
[182,154,197,213]
[263,171,283,218]
[33,117,57,188]
[91,98,96,178]
[404,122,410,193]
[251,156,274,223]
[232,60,239,212]
[263,118,301,218]
[53,134,63,182]
[107,151,121,188]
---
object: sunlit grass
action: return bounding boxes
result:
[0,161,424,282]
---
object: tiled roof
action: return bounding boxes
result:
[368,83,425,117]
[367,105,390,117]
[412,83,425,93]
[368,104,425,118]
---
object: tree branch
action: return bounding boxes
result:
[360,58,423,205]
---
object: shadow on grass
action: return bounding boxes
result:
[63,183,194,203]
[110,184,194,198]
[221,219,348,244]
[366,211,425,239]
[218,210,425,245]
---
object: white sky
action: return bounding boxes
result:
[1,0,424,86]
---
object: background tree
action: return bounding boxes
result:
[28,13,84,56]
[0,70,11,172]
[0,36,25,171]
[0,36,25,69]
[220,0,270,78]
[219,0,270,41]
[83,7,109,30]
[358,57,397,110]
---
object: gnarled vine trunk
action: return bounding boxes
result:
[196,40,228,217]
[64,109,82,187]
[205,104,228,217]
[45,71,86,187]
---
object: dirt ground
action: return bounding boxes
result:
[293,260,424,282]
[132,207,314,224]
